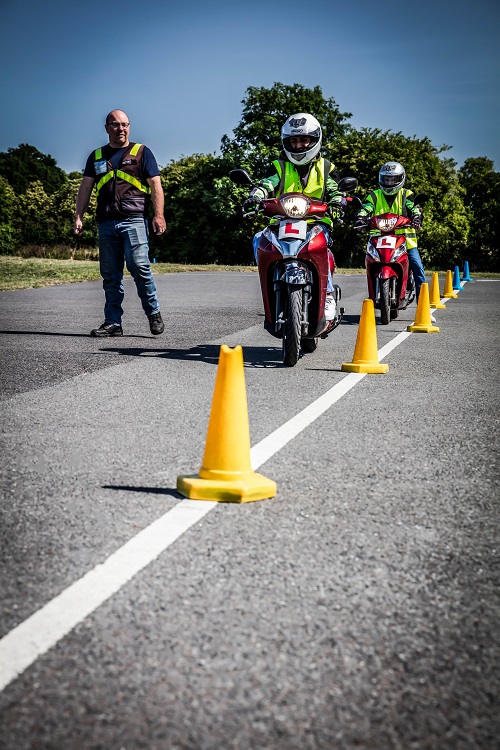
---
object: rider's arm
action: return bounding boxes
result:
[248,165,280,201]
[405,194,422,218]
[325,171,343,207]
[356,194,375,218]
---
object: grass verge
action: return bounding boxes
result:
[0,256,497,291]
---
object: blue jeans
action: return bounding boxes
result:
[408,247,426,298]
[98,217,160,325]
[252,225,334,293]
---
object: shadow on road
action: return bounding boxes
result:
[100,343,285,368]
[102,484,183,498]
[0,330,152,339]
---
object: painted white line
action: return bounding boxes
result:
[251,373,365,469]
[0,500,216,692]
[0,321,417,692]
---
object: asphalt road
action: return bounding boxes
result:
[0,271,499,749]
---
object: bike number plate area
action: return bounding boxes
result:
[375,236,397,249]
[278,220,307,240]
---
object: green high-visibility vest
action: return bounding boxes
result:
[272,158,332,225]
[365,188,418,249]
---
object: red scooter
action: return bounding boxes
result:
[230,169,358,366]
[352,193,428,324]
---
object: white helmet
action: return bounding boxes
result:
[379,161,406,195]
[281,113,322,166]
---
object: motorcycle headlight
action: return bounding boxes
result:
[280,195,310,219]
[376,217,398,231]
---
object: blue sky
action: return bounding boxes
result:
[0,0,498,174]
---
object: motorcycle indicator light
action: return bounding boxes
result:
[377,216,398,231]
[366,245,381,261]
[280,195,310,218]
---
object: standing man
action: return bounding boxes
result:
[75,109,166,337]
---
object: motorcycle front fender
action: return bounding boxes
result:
[378,266,398,280]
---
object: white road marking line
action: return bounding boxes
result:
[0,500,216,692]
[0,322,418,692]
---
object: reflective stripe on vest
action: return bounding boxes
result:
[367,188,418,248]
[94,144,151,196]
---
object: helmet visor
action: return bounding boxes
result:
[380,173,403,188]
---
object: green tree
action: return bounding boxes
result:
[157,153,253,265]
[0,176,18,253]
[0,144,66,195]
[13,181,53,246]
[459,157,500,270]
[331,128,469,268]
[221,82,352,176]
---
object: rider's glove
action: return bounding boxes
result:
[329,203,342,220]
[353,216,368,230]
[242,198,260,214]
[411,214,422,228]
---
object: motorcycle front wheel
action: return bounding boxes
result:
[380,278,391,325]
[282,286,302,366]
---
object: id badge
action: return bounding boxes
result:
[94,159,108,175]
[278,219,307,240]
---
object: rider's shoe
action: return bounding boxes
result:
[90,322,123,337]
[148,312,165,335]
[324,294,337,321]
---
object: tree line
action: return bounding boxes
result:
[0,83,498,270]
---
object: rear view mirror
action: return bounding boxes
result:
[338,176,358,193]
[412,192,429,206]
[229,169,253,186]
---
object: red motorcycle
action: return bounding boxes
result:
[230,169,358,366]
[352,193,428,324]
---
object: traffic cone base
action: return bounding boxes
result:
[341,298,388,374]
[407,282,440,333]
[176,345,276,503]
[177,473,277,503]
[341,361,388,373]
[443,269,458,298]
[429,271,446,309]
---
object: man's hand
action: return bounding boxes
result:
[74,218,83,235]
[152,215,166,235]
[411,214,422,228]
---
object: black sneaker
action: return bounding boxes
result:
[148,312,165,335]
[90,322,123,337]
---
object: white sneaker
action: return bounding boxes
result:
[325,295,337,321]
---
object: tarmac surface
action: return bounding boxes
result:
[0,271,499,749]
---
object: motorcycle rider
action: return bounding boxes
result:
[354,161,427,299]
[243,113,345,320]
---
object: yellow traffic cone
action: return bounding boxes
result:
[177,345,277,503]
[429,272,446,309]
[341,299,389,373]
[407,283,440,333]
[442,269,458,299]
